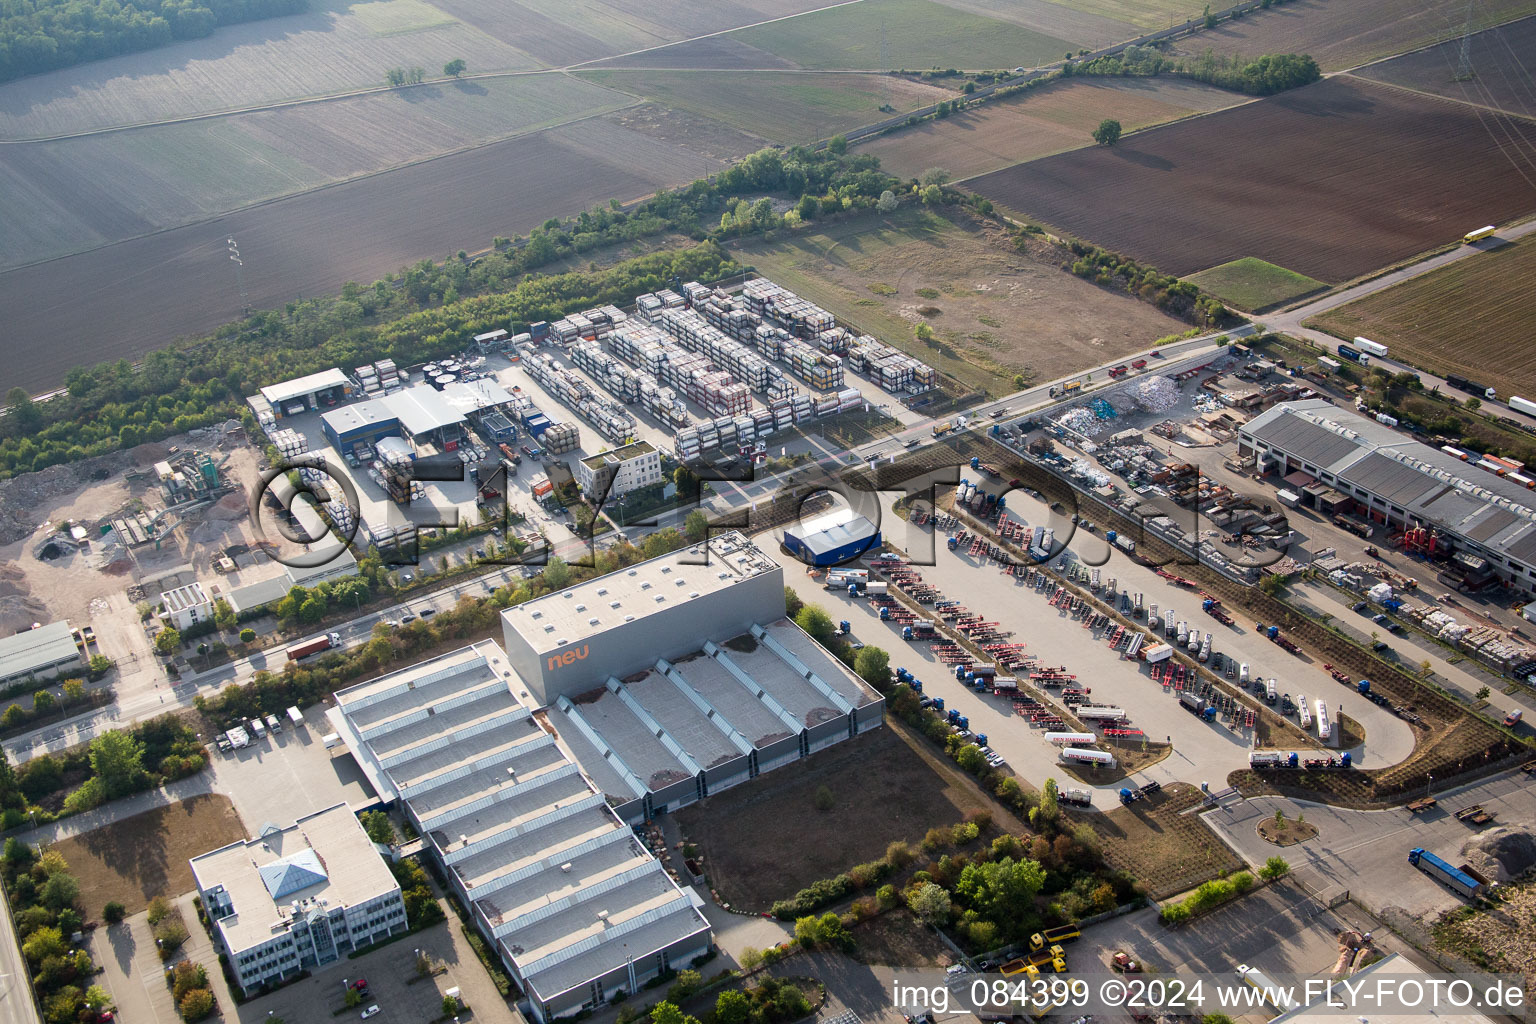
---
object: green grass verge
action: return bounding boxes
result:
[1184,257,1327,313]
[734,0,1075,71]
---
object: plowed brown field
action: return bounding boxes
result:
[968,76,1536,282]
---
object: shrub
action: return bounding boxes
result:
[102,901,126,924]
[146,896,169,926]
[179,987,215,1021]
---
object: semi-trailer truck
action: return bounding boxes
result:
[1337,345,1370,366]
[1446,374,1496,400]
[1510,396,1536,417]
[288,632,342,661]
[1408,847,1485,900]
[1353,337,1389,358]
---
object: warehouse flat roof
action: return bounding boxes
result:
[260,368,349,406]
[620,668,745,771]
[670,651,796,748]
[504,531,778,657]
[1243,400,1536,567]
[762,619,883,710]
[0,621,78,682]
[544,703,645,807]
[321,398,399,440]
[189,803,398,955]
[330,642,707,1010]
[562,688,692,793]
[387,386,464,437]
[442,379,514,415]
[716,631,843,728]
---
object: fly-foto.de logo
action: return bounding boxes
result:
[547,645,590,670]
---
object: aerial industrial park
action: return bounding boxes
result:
[3,0,1536,1023]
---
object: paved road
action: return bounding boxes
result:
[1204,766,1536,919]
[1266,219,1536,418]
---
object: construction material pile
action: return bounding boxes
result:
[1056,407,1106,437]
[1130,375,1180,413]
[1461,826,1536,882]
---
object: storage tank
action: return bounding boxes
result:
[1044,731,1099,747]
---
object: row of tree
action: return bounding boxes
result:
[0,0,307,82]
[1072,44,1320,96]
[4,840,113,1023]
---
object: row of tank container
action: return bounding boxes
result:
[846,334,938,393]
[521,352,636,443]
[607,323,756,417]
[297,463,358,535]
[268,427,309,459]
[547,305,629,344]
[569,341,691,429]
[705,278,934,395]
[541,422,580,455]
[742,277,836,338]
[672,388,862,460]
[689,284,849,390]
[635,289,687,322]
[657,308,785,393]
[354,357,400,395]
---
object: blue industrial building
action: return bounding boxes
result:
[783,508,881,567]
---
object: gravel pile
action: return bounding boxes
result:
[1461,826,1536,882]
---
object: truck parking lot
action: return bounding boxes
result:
[769,482,1418,798]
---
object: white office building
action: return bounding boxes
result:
[189,804,407,995]
[574,440,663,500]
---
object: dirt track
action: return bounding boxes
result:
[0,118,727,392]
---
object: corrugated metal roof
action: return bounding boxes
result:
[1244,400,1536,572]
[0,621,78,681]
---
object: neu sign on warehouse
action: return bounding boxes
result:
[547,645,590,670]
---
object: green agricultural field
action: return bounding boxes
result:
[1185,257,1327,313]
[733,0,1077,70]
[0,0,537,139]
[577,70,951,145]
[0,74,634,269]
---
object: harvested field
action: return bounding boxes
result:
[1018,0,1212,33]
[731,206,1188,396]
[1184,257,1327,312]
[1172,0,1536,72]
[0,118,727,393]
[431,0,840,67]
[857,77,1243,180]
[730,0,1076,71]
[968,76,1536,283]
[577,70,953,144]
[0,75,634,271]
[0,0,535,139]
[1354,15,1536,118]
[1308,236,1536,399]
[676,723,1020,911]
[51,794,246,916]
[1079,781,1242,898]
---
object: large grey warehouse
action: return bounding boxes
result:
[1240,399,1536,591]
[329,532,884,1022]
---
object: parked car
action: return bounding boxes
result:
[1352,601,1368,613]
[361,1007,380,1020]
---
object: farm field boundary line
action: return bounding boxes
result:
[1339,70,1536,125]
[0,100,648,276]
[563,0,869,71]
[0,0,871,142]
[1338,8,1536,76]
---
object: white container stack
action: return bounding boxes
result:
[374,359,400,390]
[543,422,580,455]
